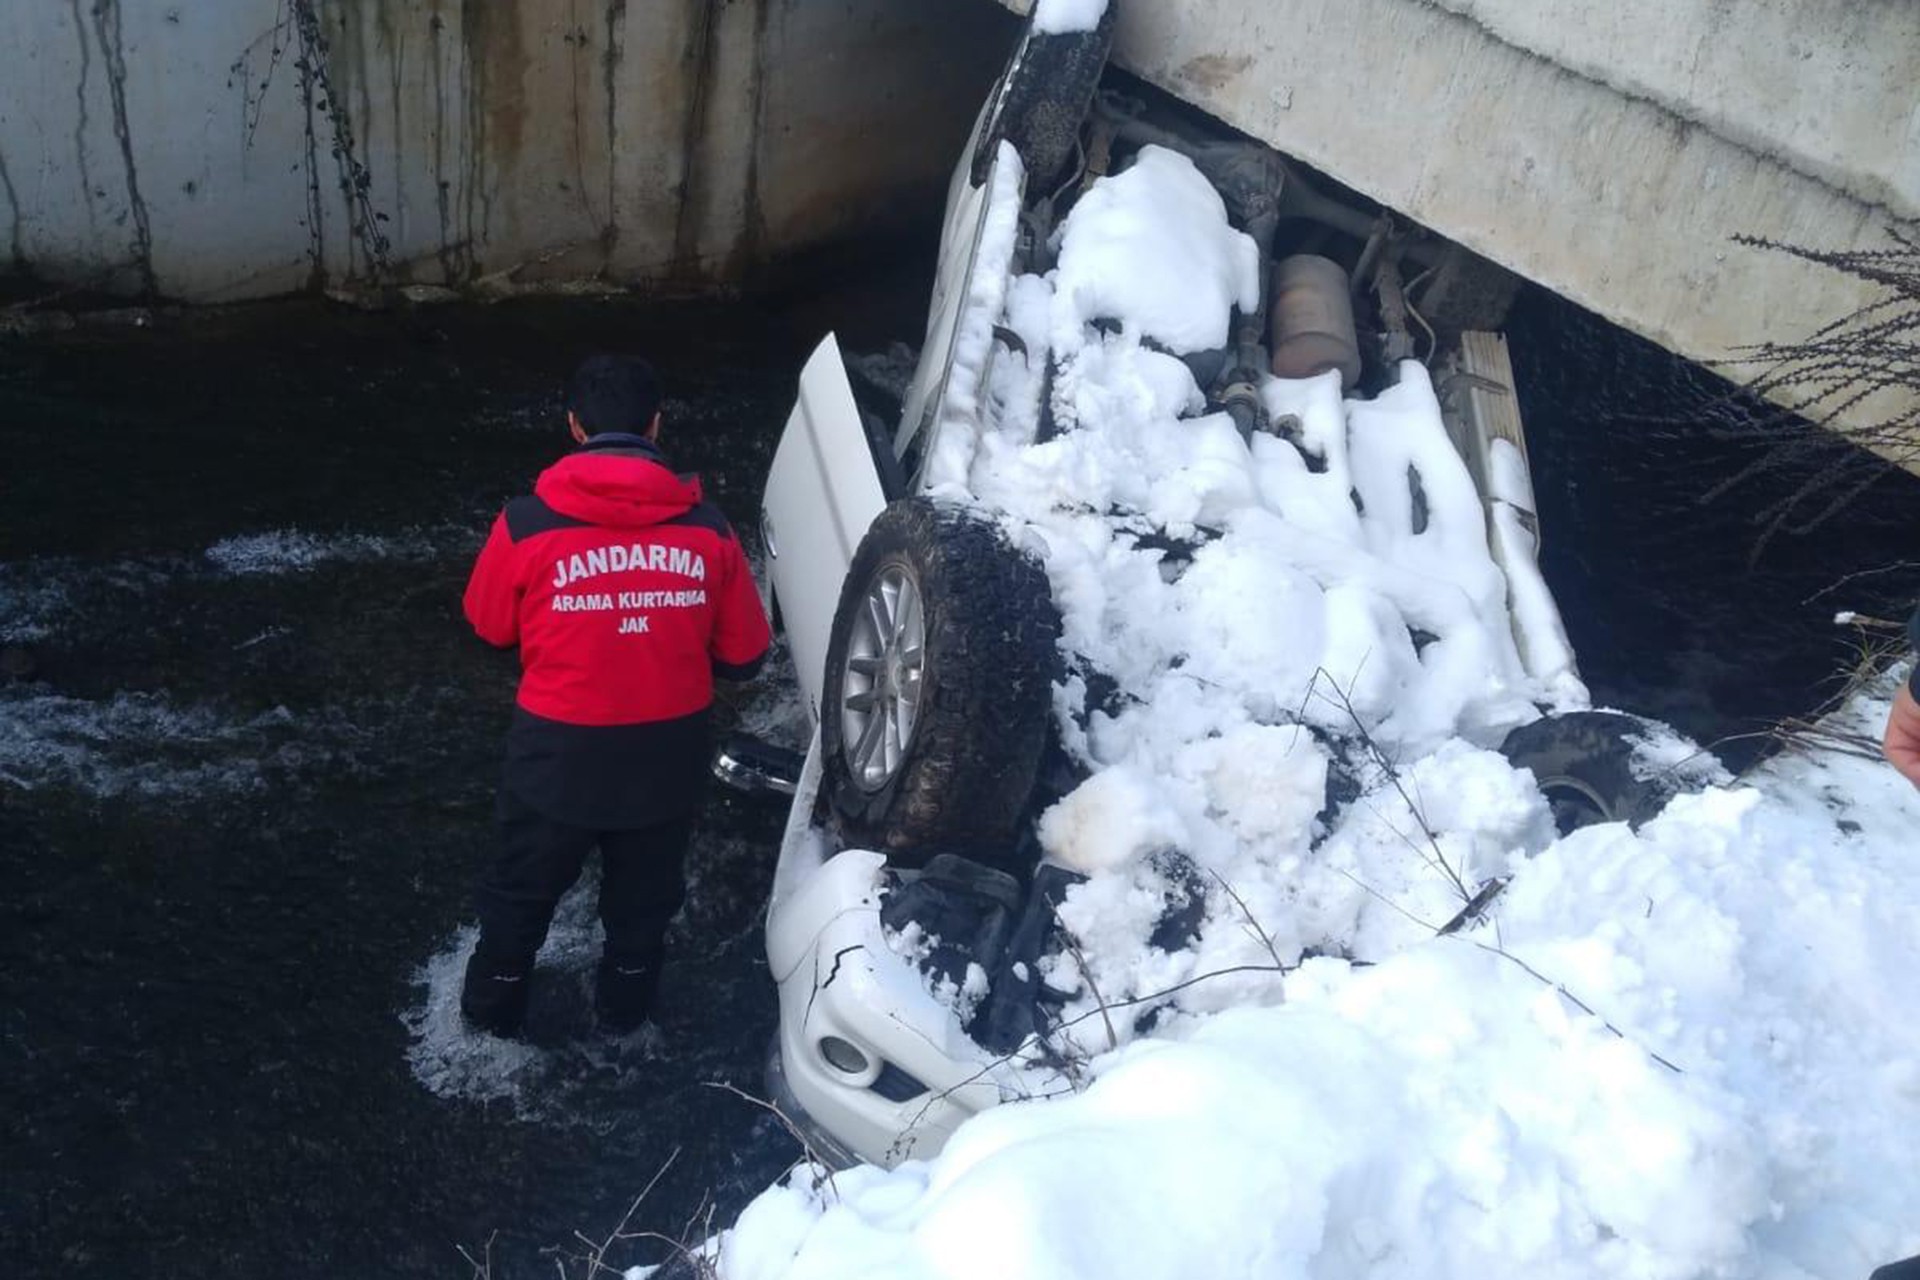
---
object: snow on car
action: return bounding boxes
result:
[712,9,1920,1278]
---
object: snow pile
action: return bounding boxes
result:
[718,677,1920,1279]
[941,145,1583,1024]
[1030,0,1108,35]
[707,142,1920,1277]
[1049,146,1260,357]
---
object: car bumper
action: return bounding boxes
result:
[766,847,1010,1168]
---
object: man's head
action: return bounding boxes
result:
[566,354,662,444]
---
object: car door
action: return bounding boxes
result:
[761,334,892,725]
[895,113,1028,490]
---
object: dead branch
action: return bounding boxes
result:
[1207,868,1287,971]
[1461,937,1683,1074]
[703,1081,840,1203]
[1313,667,1471,903]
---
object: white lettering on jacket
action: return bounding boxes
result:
[549,589,709,614]
[551,543,707,590]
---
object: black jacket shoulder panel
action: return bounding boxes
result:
[504,495,589,542]
[663,501,734,539]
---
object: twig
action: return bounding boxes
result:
[893,959,1295,1148]
[1437,876,1509,936]
[704,1081,839,1202]
[1207,868,1287,971]
[565,1147,681,1279]
[457,1230,497,1280]
[1462,938,1683,1074]
[1057,923,1119,1051]
[1313,667,1471,903]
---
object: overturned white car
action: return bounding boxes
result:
[721,8,1704,1169]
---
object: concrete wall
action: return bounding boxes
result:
[0,0,1014,302]
[996,0,1918,449]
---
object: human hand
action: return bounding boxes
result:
[1885,682,1920,788]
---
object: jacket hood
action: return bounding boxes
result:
[534,450,703,529]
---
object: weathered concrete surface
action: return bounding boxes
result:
[997,0,1918,452]
[0,0,1012,301]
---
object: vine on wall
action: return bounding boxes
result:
[228,0,393,288]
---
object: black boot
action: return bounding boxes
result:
[595,952,663,1035]
[461,945,532,1039]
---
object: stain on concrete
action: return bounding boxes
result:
[463,0,529,168]
[732,0,772,281]
[0,146,26,271]
[426,1,466,281]
[458,0,536,276]
[1176,52,1253,91]
[374,0,411,262]
[671,0,722,277]
[89,0,159,295]
[602,0,628,263]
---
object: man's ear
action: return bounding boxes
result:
[644,410,663,442]
[568,411,589,445]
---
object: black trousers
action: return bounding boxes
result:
[463,786,693,1033]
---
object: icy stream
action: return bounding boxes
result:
[2,281,1915,1278]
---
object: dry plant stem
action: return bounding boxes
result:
[1207,868,1287,970]
[458,1230,498,1280]
[1705,227,1920,557]
[1747,628,1907,771]
[1437,876,1510,936]
[1315,667,1471,903]
[561,1147,682,1279]
[893,960,1296,1147]
[1461,938,1683,1074]
[1058,924,1119,1051]
[1333,865,1442,934]
[704,1081,840,1202]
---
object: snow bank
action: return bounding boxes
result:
[718,679,1920,1280]
[1030,0,1107,35]
[710,137,1920,1279]
[947,147,1568,1031]
[1050,146,1259,358]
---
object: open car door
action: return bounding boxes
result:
[761,334,891,725]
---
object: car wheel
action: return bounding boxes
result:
[821,498,1060,871]
[970,4,1118,192]
[1499,710,1698,836]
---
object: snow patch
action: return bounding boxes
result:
[403,880,669,1124]
[0,689,358,798]
[1030,0,1107,35]
[205,526,461,575]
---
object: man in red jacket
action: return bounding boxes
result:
[461,354,771,1037]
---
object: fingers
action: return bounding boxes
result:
[1884,684,1920,788]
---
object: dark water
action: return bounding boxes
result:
[0,288,918,1279]
[2,273,1914,1280]
[1506,288,1920,766]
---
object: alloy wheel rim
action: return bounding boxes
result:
[1538,774,1614,835]
[840,566,926,790]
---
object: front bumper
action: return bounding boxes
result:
[766,848,1011,1168]
[763,1030,863,1172]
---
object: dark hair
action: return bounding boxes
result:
[566,354,662,436]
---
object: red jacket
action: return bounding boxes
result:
[463,445,771,727]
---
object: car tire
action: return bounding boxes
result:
[970,4,1118,192]
[821,498,1060,871]
[1499,710,1696,836]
